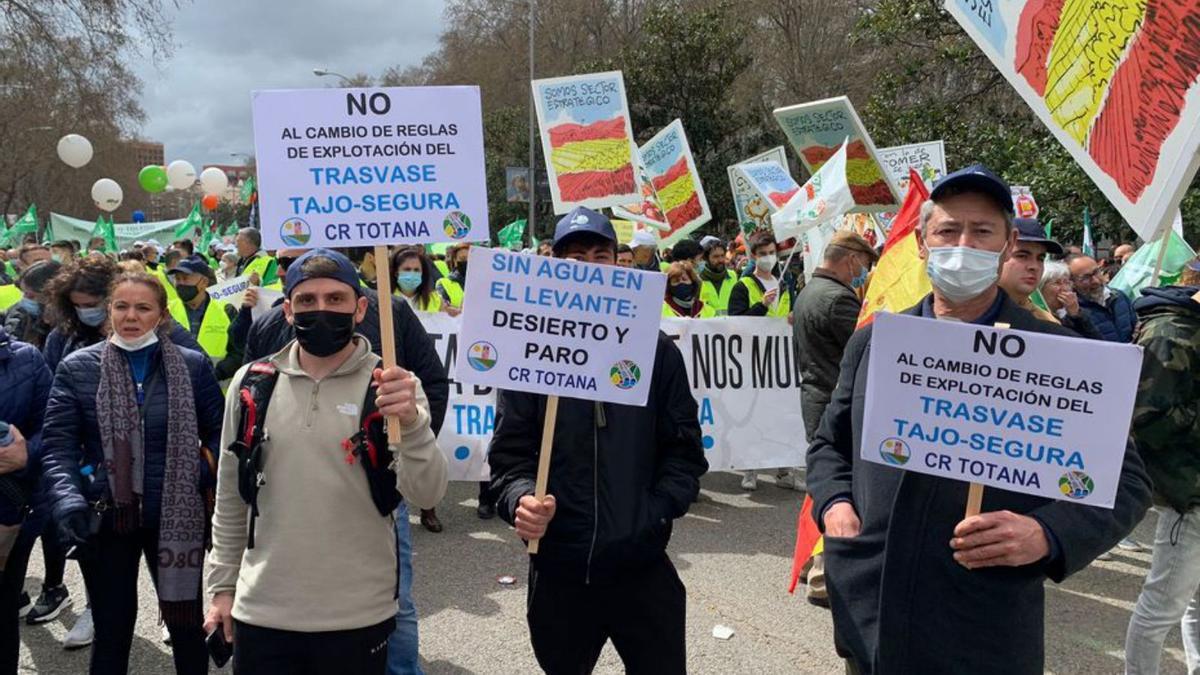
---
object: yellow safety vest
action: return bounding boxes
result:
[242,254,279,286]
[436,277,464,308]
[0,284,21,312]
[699,270,738,316]
[394,289,443,313]
[149,266,179,303]
[740,276,791,318]
[434,260,451,278]
[662,301,716,318]
[169,296,231,360]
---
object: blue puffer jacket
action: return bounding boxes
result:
[1079,288,1136,343]
[0,327,52,525]
[43,320,202,374]
[40,339,224,528]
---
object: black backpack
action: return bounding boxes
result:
[226,358,403,549]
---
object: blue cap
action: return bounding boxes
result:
[931,163,1013,215]
[1013,218,1063,256]
[166,255,213,277]
[284,248,364,298]
[553,207,617,250]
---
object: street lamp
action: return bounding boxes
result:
[312,68,353,86]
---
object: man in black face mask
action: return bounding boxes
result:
[166,256,245,380]
[205,248,447,674]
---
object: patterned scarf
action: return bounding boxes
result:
[96,333,204,627]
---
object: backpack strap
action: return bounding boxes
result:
[341,360,404,517]
[226,359,280,549]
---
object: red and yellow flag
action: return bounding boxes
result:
[856,169,931,328]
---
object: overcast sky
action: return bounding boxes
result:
[133,0,445,167]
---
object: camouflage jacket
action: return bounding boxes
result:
[1131,286,1200,513]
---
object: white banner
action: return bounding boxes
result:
[206,275,252,306]
[861,313,1142,508]
[421,313,807,481]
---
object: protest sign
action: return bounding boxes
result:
[1011,186,1039,219]
[944,0,1200,242]
[505,167,532,202]
[613,119,711,246]
[456,247,666,405]
[206,275,252,307]
[250,288,284,322]
[876,140,946,193]
[735,161,800,214]
[531,70,640,214]
[861,312,1142,508]
[772,139,855,241]
[728,147,788,231]
[419,313,807,480]
[250,86,489,250]
[773,96,901,212]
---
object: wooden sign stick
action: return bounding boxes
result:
[964,321,1012,518]
[374,244,402,445]
[527,395,560,554]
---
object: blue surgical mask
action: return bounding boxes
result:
[396,271,422,293]
[75,305,107,327]
[851,265,869,290]
[17,297,40,317]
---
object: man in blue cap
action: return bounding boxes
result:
[489,207,708,674]
[806,165,1151,674]
[166,255,247,380]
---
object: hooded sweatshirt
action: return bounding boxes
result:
[205,336,448,631]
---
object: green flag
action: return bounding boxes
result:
[240,176,256,203]
[1109,229,1196,299]
[0,205,37,247]
[1043,218,1053,239]
[93,215,118,253]
[42,219,54,244]
[497,219,527,250]
[198,219,216,253]
[1081,207,1095,258]
[222,219,239,236]
[174,203,203,240]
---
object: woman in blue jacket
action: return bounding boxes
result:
[41,271,223,675]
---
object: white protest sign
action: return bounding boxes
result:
[421,312,807,480]
[861,313,1142,508]
[772,139,855,241]
[876,140,946,192]
[734,161,800,213]
[728,146,788,231]
[250,288,284,322]
[456,247,666,405]
[251,86,489,250]
[206,275,251,307]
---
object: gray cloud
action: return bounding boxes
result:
[133,0,445,167]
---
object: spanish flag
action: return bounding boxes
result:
[856,168,931,328]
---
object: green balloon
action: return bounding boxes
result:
[138,165,168,193]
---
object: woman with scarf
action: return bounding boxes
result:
[662,261,715,318]
[40,271,223,674]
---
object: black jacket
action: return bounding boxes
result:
[0,328,52,525]
[488,332,707,584]
[244,287,449,434]
[806,292,1152,674]
[792,271,860,439]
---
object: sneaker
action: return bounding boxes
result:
[1095,550,1114,561]
[62,608,93,650]
[778,470,806,491]
[17,591,32,619]
[26,585,71,625]
[162,624,172,645]
[476,501,496,520]
[740,472,758,491]
[1117,537,1146,552]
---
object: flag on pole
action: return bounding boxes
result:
[174,203,203,240]
[856,169,932,327]
[497,219,527,250]
[1082,207,1096,258]
[772,138,854,242]
[198,219,216,253]
[1109,229,1197,299]
[788,495,823,594]
[91,215,118,253]
[0,205,38,247]
[239,176,256,203]
[1043,218,1054,238]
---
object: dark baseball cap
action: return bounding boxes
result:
[284,248,364,298]
[931,163,1013,215]
[166,255,213,277]
[1013,218,1063,256]
[553,206,617,251]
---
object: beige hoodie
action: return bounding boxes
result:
[205,336,447,632]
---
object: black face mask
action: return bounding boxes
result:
[293,310,356,357]
[670,282,696,303]
[175,284,199,303]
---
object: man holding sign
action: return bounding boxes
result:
[806,165,1152,674]
[485,208,707,675]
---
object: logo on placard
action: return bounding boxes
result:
[467,341,498,372]
[878,438,910,466]
[280,218,311,246]
[443,211,472,239]
[1058,471,1094,499]
[609,360,641,390]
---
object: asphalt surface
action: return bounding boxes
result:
[17,472,1187,674]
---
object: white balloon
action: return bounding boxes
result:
[166,160,197,190]
[199,167,229,196]
[57,134,93,169]
[91,178,123,213]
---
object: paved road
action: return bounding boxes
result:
[17,473,1186,674]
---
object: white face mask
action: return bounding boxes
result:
[925,246,1004,303]
[110,329,160,352]
[755,254,777,272]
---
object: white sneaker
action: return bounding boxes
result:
[162,624,172,645]
[1117,537,1146,552]
[778,470,806,491]
[63,608,94,650]
[740,472,758,491]
[1095,550,1114,561]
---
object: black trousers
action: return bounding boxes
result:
[232,618,394,675]
[0,522,37,675]
[527,554,687,675]
[80,526,207,675]
[38,516,67,588]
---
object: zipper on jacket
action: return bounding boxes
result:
[585,402,602,585]
[305,380,321,427]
